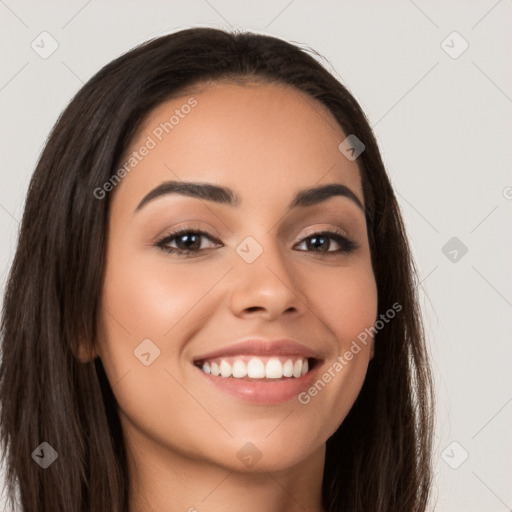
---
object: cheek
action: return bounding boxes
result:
[96,250,225,456]
[100,242,230,341]
[95,243,233,429]
[304,261,378,346]
[296,262,377,433]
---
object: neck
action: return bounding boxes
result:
[126,429,326,512]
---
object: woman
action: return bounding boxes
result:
[0,27,434,511]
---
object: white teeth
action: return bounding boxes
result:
[292,359,303,378]
[265,358,283,379]
[220,360,231,377]
[247,358,265,378]
[232,360,247,378]
[199,356,310,379]
[210,362,220,376]
[283,359,293,377]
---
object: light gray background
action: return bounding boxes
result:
[1,1,511,510]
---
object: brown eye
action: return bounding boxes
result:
[156,229,222,256]
[294,230,357,255]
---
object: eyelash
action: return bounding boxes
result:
[155,227,358,257]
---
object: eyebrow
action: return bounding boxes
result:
[135,180,364,213]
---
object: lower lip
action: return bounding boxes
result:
[195,364,318,404]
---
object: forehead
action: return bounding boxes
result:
[113,81,363,213]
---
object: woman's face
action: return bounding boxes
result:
[96,81,378,473]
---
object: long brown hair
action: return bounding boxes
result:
[0,27,434,511]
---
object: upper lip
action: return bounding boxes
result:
[193,338,323,363]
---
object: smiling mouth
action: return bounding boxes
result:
[193,355,318,380]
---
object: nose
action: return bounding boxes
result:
[227,240,305,321]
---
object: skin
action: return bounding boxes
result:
[92,81,378,512]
